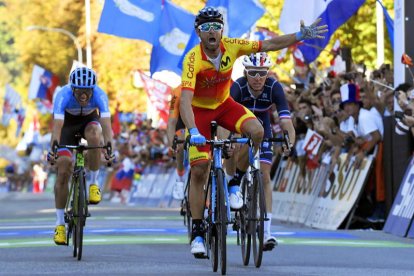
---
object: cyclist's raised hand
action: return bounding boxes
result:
[296,18,328,41]
[189,128,206,146]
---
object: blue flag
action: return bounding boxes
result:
[178,0,264,70]
[98,0,162,44]
[279,0,365,63]
[150,1,194,75]
[377,0,394,49]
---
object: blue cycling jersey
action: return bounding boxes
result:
[53,84,110,120]
[230,77,291,138]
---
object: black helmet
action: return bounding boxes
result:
[194,6,224,28]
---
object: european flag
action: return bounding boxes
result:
[98,0,162,44]
[279,0,365,63]
[150,1,194,75]
[178,0,264,69]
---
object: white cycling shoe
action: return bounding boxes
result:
[229,186,243,209]
[172,181,185,200]
[191,236,206,257]
[263,235,278,251]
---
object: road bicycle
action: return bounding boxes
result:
[53,137,112,261]
[197,121,249,275]
[234,134,290,268]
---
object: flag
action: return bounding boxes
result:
[279,0,365,63]
[179,0,265,69]
[97,0,162,44]
[402,53,413,67]
[28,65,59,103]
[276,48,288,64]
[251,26,278,41]
[15,107,26,137]
[377,0,393,49]
[112,104,121,138]
[150,1,194,75]
[139,71,171,127]
[292,47,306,67]
[2,84,21,126]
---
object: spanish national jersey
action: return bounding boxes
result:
[181,37,261,109]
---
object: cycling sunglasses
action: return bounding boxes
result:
[73,88,93,97]
[245,69,269,78]
[198,22,224,32]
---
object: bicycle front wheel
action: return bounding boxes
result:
[240,177,251,266]
[216,169,227,275]
[252,171,265,268]
[75,173,86,261]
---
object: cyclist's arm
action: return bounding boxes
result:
[261,33,298,52]
[51,119,64,148]
[271,81,296,145]
[167,117,178,147]
[99,117,113,146]
[180,89,196,130]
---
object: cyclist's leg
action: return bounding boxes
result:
[260,142,278,249]
[217,98,263,209]
[188,106,214,255]
[82,111,102,204]
[172,129,186,200]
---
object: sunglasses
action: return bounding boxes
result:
[245,69,268,78]
[198,22,223,32]
[73,88,93,97]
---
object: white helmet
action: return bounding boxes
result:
[242,52,272,68]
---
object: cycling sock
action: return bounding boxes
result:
[264,213,272,237]
[191,219,204,240]
[228,168,246,187]
[56,209,65,226]
[90,170,99,185]
[176,169,185,182]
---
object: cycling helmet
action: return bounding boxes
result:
[194,6,224,28]
[69,67,97,89]
[242,52,273,68]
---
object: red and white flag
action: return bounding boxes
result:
[292,47,306,67]
[138,70,171,128]
[28,65,59,103]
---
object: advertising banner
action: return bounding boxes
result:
[272,153,373,230]
[384,156,414,237]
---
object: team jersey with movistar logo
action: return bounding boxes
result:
[230,77,291,138]
[53,84,111,120]
[181,37,261,109]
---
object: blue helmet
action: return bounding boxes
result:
[70,67,97,89]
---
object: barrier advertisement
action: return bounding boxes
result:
[384,156,414,237]
[272,154,373,230]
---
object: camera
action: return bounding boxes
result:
[304,115,313,122]
[395,111,405,120]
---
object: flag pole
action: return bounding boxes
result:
[85,0,92,68]
[376,0,385,68]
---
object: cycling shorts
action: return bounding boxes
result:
[189,97,256,166]
[259,140,273,165]
[58,110,101,158]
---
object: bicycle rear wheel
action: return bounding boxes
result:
[252,171,265,268]
[216,169,227,275]
[240,177,251,266]
[75,174,86,261]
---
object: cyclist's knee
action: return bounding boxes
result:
[248,123,264,145]
[191,162,209,180]
[84,124,102,144]
[56,157,72,179]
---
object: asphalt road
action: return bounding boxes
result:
[1,192,414,275]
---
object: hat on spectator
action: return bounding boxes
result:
[340,83,362,109]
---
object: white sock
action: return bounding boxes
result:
[90,170,99,185]
[56,209,65,226]
[264,213,272,237]
[225,173,233,183]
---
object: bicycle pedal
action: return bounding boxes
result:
[180,208,186,216]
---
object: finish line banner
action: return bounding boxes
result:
[272,153,373,230]
[384,156,414,237]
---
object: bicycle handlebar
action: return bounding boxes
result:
[52,141,113,166]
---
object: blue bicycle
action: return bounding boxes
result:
[195,121,249,275]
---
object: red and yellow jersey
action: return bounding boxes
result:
[169,85,181,119]
[181,37,261,110]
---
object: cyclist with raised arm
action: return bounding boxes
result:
[228,52,295,251]
[48,67,113,245]
[179,6,327,257]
